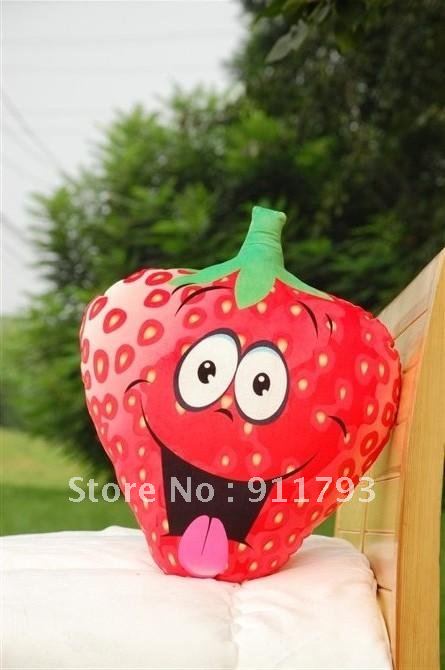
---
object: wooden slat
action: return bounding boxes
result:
[394,312,428,370]
[395,365,420,425]
[334,248,445,670]
[335,480,368,533]
[366,478,400,533]
[378,587,396,662]
[378,254,440,337]
[370,419,407,480]
[395,255,445,670]
[364,532,397,590]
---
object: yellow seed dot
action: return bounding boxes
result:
[110,314,120,327]
[176,402,185,415]
[296,499,306,508]
[119,352,128,367]
[143,325,156,341]
[105,402,113,415]
[116,441,123,455]
[318,353,329,367]
[167,552,176,566]
[244,422,253,435]
[249,561,258,571]
[181,343,191,355]
[297,378,308,391]
[238,334,246,347]
[128,395,136,407]
[311,510,320,521]
[221,395,233,409]
[151,531,157,542]
[139,469,146,481]
[288,534,296,544]
[252,452,262,466]
[277,338,288,353]
[138,446,145,457]
[378,363,385,378]
[238,543,247,552]
[139,416,146,429]
[99,425,105,436]
[97,357,104,374]
[367,403,374,416]
[342,465,351,476]
[271,559,278,568]
[152,292,163,303]
[290,304,302,316]
[93,404,99,415]
[264,540,274,551]
[344,433,351,444]
[286,464,296,474]
[162,519,169,532]
[316,410,326,424]
[360,360,369,375]
[274,511,284,524]
[146,369,156,383]
[339,386,347,400]
[188,313,200,324]
[143,499,149,509]
[257,301,267,314]
[221,300,232,314]
[365,332,372,342]
[221,455,230,467]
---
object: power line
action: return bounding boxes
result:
[2,89,64,172]
[1,212,28,244]
[2,154,50,187]
[2,122,55,167]
[6,64,219,75]
[2,241,27,266]
[4,31,234,47]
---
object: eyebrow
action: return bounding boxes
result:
[175,285,231,315]
[171,283,193,295]
[328,414,348,438]
[297,300,318,336]
[125,378,149,393]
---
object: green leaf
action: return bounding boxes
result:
[266,21,310,63]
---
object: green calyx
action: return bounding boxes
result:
[170,205,331,308]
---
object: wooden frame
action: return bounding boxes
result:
[335,249,445,670]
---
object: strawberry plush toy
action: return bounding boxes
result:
[80,206,400,582]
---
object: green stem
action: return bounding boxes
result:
[170,205,331,306]
[238,206,286,267]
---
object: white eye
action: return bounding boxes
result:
[234,344,288,423]
[175,330,239,410]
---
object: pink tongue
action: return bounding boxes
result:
[178,515,228,578]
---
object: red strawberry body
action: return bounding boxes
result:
[80,206,400,582]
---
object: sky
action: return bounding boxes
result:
[2,0,246,314]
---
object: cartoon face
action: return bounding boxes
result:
[80,207,400,582]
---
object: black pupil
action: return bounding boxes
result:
[198,360,216,384]
[253,373,270,396]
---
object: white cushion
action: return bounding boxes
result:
[1,527,391,670]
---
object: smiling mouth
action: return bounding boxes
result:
[140,404,313,543]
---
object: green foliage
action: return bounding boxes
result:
[6,0,445,468]
[0,428,136,534]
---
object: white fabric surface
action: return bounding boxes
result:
[1,527,391,670]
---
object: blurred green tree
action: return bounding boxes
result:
[8,0,444,467]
